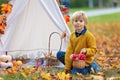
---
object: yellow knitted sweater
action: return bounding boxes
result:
[65,30,97,70]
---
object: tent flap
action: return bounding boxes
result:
[0,0,70,59]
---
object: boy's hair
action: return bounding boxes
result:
[72,11,88,25]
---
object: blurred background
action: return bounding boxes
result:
[0,0,120,78]
[1,0,120,12]
[56,0,120,12]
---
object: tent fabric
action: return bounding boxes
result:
[0,0,70,58]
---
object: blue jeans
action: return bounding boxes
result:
[56,51,101,74]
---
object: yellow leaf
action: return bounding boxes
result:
[21,73,27,78]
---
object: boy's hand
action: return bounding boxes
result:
[61,31,66,39]
[80,48,86,54]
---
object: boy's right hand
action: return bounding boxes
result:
[80,48,86,54]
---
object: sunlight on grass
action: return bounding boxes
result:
[88,12,120,23]
[69,7,97,13]
[67,12,120,33]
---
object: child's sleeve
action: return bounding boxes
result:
[86,34,97,56]
[65,38,73,70]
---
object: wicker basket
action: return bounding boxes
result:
[45,57,60,66]
[72,60,85,69]
[13,57,30,64]
[44,32,62,66]
[35,56,60,66]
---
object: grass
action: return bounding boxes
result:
[0,67,74,80]
[69,7,98,13]
[86,12,120,36]
[68,12,120,32]
[0,74,25,80]
[0,67,65,80]
[1,67,119,80]
[0,74,39,80]
[88,12,120,23]
[104,69,120,77]
[69,6,120,13]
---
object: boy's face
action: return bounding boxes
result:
[72,18,85,32]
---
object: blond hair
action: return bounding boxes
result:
[72,11,88,25]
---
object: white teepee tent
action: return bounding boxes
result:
[0,0,70,58]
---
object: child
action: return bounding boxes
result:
[57,11,101,74]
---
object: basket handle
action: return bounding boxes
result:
[48,32,62,56]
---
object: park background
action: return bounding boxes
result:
[0,0,120,80]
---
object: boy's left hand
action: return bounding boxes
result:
[80,48,86,54]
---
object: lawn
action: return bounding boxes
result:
[68,12,120,35]
[87,12,120,35]
[69,7,98,13]
[88,12,120,23]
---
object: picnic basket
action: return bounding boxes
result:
[42,32,62,66]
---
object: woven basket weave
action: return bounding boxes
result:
[44,32,62,66]
[72,60,85,69]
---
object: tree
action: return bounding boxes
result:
[88,0,94,8]
[70,0,88,8]
[98,0,103,7]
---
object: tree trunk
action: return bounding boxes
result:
[88,0,94,8]
[98,0,103,7]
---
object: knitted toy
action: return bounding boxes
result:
[0,52,13,69]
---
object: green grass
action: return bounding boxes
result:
[0,67,64,80]
[68,12,120,32]
[69,6,120,13]
[104,69,120,77]
[0,72,39,80]
[88,12,120,23]
[69,7,98,13]
[0,74,26,80]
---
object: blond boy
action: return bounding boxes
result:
[57,11,100,74]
